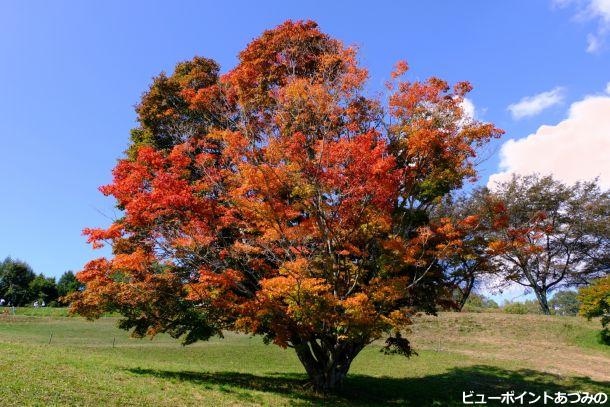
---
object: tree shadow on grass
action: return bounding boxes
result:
[127,365,610,406]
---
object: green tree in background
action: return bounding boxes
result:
[0,258,36,306]
[549,290,580,316]
[29,274,58,304]
[57,271,84,303]
[578,275,610,344]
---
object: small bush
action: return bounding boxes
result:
[503,302,529,314]
[578,276,610,345]
[462,294,500,313]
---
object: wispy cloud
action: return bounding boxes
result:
[587,32,603,52]
[555,0,610,53]
[507,87,565,119]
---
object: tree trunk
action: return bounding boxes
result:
[457,274,475,311]
[533,288,551,315]
[522,268,551,315]
[293,338,364,392]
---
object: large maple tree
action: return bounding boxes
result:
[71,20,502,390]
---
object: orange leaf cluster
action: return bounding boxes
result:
[71,20,501,355]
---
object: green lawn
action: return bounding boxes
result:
[0,309,608,406]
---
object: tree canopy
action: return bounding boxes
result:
[549,290,580,316]
[434,191,496,310]
[69,20,503,391]
[578,275,610,343]
[57,271,84,302]
[29,274,58,304]
[481,175,609,315]
[0,258,36,306]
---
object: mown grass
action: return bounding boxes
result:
[0,309,608,406]
[4,306,118,318]
[4,306,71,317]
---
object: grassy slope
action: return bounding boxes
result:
[0,310,608,406]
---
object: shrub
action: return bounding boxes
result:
[503,302,529,314]
[578,276,610,345]
[462,293,500,313]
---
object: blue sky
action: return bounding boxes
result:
[1,1,609,301]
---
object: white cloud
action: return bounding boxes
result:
[587,32,603,52]
[555,0,610,53]
[489,93,610,189]
[507,87,565,119]
[590,0,610,21]
[460,97,476,120]
[606,81,610,93]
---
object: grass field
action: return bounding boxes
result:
[0,309,608,406]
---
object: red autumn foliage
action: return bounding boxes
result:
[70,20,502,391]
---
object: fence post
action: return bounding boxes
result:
[436,317,441,352]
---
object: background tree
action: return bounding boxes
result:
[57,271,84,303]
[549,290,580,316]
[483,175,609,315]
[435,192,496,310]
[578,275,610,344]
[69,20,502,391]
[29,274,58,304]
[0,258,36,306]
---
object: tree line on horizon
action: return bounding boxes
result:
[0,259,83,307]
[462,290,582,317]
